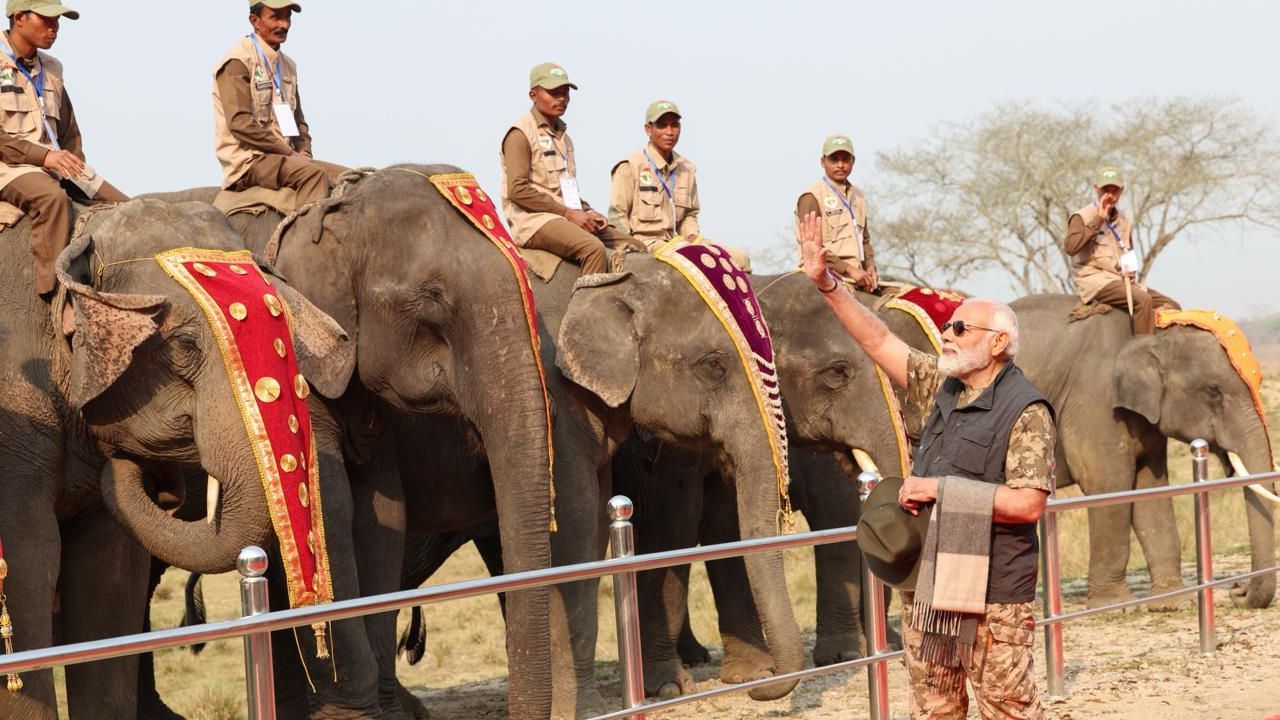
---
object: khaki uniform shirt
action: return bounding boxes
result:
[608,143,699,248]
[501,108,586,246]
[212,36,311,189]
[903,349,1055,492]
[796,178,873,278]
[1064,203,1133,302]
[0,32,81,190]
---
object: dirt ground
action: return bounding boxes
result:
[411,557,1280,720]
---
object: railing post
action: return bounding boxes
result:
[1191,439,1216,655]
[608,496,646,719]
[239,546,276,720]
[857,472,890,720]
[1040,479,1065,698]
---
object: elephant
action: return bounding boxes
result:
[335,250,809,719]
[1011,294,1276,609]
[0,198,348,719]
[140,166,559,720]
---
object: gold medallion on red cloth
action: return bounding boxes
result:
[422,172,559,531]
[156,248,333,608]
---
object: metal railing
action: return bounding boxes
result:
[0,440,1274,719]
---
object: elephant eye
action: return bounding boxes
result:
[819,361,852,390]
[1204,383,1223,401]
[695,352,729,386]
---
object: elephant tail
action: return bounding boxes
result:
[398,606,427,665]
[181,572,207,655]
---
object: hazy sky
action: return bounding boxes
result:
[48,0,1280,318]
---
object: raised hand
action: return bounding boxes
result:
[798,212,832,287]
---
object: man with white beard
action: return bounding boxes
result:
[799,211,1056,719]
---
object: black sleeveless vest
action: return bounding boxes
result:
[911,361,1053,604]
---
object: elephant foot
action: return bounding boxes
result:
[677,633,712,666]
[812,632,865,667]
[551,682,610,720]
[395,683,430,720]
[643,659,696,699]
[1145,582,1192,612]
[1086,585,1137,611]
[719,637,775,685]
[1229,580,1276,610]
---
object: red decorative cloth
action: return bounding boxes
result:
[422,172,558,530]
[157,248,331,607]
[893,285,966,333]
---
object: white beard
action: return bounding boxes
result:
[938,343,990,378]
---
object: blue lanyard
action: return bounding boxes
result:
[248,33,284,100]
[642,148,680,233]
[0,41,59,149]
[822,177,858,226]
[1094,203,1126,248]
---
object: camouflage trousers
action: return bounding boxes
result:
[901,597,1043,719]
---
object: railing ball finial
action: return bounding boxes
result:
[237,546,269,578]
[1190,438,1209,459]
[608,495,634,523]
[857,471,880,503]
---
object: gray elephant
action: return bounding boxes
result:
[1012,295,1275,609]
[142,166,558,720]
[0,199,349,719]
[344,249,807,719]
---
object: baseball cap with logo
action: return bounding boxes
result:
[252,0,302,11]
[1094,166,1125,189]
[645,100,681,123]
[823,135,855,158]
[6,0,78,19]
[529,62,578,91]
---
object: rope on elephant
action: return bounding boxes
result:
[263,167,378,265]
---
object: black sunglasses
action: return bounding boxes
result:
[941,319,999,337]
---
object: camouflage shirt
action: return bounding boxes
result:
[904,349,1056,492]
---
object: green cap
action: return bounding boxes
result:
[529,62,577,91]
[6,0,78,19]
[1094,166,1125,189]
[822,135,855,158]
[253,0,302,10]
[856,477,929,591]
[645,100,681,123]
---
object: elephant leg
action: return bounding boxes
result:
[675,615,710,666]
[1076,445,1138,607]
[0,500,60,720]
[1132,448,1188,610]
[60,509,151,719]
[546,450,608,719]
[349,440,411,720]
[700,474,773,686]
[797,454,868,665]
[136,557,184,720]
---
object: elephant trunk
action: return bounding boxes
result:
[464,348,554,718]
[726,432,804,700]
[1230,425,1276,609]
[101,455,273,575]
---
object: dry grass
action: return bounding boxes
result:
[64,375,1280,716]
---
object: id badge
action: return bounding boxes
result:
[559,176,583,211]
[1119,250,1139,273]
[273,102,300,138]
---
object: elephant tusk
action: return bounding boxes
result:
[851,448,881,477]
[206,476,221,525]
[1225,452,1280,505]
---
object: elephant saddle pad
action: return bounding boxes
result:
[880,284,966,354]
[156,248,333,607]
[1156,308,1269,438]
[652,240,793,529]
[213,186,298,218]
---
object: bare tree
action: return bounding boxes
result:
[873,98,1280,295]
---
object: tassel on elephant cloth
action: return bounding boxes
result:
[0,537,21,693]
[156,249,334,610]
[653,239,794,531]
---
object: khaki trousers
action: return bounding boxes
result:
[235,154,349,207]
[0,171,129,294]
[524,219,639,276]
[1091,279,1180,334]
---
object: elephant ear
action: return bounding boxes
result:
[55,232,168,410]
[267,196,359,397]
[1113,334,1163,425]
[556,272,638,408]
[275,282,355,400]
